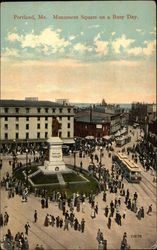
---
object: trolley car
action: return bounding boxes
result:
[113,152,141,183]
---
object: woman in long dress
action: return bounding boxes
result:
[44,214,49,227]
[82,202,85,213]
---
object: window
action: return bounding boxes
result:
[59,132,62,138]
[45,108,48,113]
[45,117,48,121]
[68,108,71,113]
[67,131,70,138]
[4,108,8,113]
[16,124,19,130]
[16,108,19,113]
[67,123,70,129]
[59,108,62,113]
[5,117,8,121]
[37,132,40,139]
[45,132,48,138]
[68,116,70,121]
[26,108,29,113]
[45,123,48,129]
[26,133,29,139]
[37,108,41,113]
[52,108,56,113]
[16,117,19,122]
[26,124,29,130]
[5,124,8,130]
[59,123,62,129]
[37,123,40,129]
[37,117,40,121]
[16,133,19,139]
[5,133,8,140]
[26,117,29,121]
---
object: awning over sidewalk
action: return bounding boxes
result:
[62,138,75,144]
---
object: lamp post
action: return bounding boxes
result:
[74,150,76,170]
[12,140,16,174]
[0,145,2,170]
[99,146,103,167]
[26,149,28,187]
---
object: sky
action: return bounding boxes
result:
[1,1,156,104]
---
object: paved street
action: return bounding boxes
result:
[0,127,157,249]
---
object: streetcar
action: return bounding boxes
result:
[113,152,142,183]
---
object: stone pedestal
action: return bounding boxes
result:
[45,137,66,171]
[39,137,71,174]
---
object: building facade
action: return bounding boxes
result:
[74,109,122,138]
[129,102,156,125]
[74,120,110,138]
[0,99,74,146]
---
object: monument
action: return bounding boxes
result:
[39,117,71,174]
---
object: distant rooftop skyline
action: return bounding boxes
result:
[1,1,156,103]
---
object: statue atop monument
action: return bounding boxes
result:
[52,117,59,137]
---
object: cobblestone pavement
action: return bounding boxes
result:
[0,127,156,249]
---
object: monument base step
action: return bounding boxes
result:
[39,165,73,175]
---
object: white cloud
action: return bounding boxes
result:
[112,34,135,54]
[127,40,156,56]
[69,35,76,40]
[112,32,116,36]
[88,47,93,52]
[136,29,142,32]
[127,47,143,56]
[88,24,100,29]
[94,32,101,41]
[7,27,70,54]
[8,32,22,42]
[150,27,156,35]
[143,40,156,56]
[95,40,109,56]
[73,43,87,53]
[3,47,20,57]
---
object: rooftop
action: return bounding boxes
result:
[0,99,73,108]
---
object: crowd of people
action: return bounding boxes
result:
[0,126,156,250]
[0,212,9,227]
[1,230,29,250]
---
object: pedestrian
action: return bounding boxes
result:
[91,208,96,219]
[51,215,55,227]
[97,228,101,242]
[141,207,144,218]
[81,218,85,233]
[25,222,30,235]
[74,218,78,230]
[34,210,37,223]
[41,198,45,209]
[45,198,48,208]
[59,218,63,228]
[82,202,85,213]
[56,216,60,228]
[98,241,104,250]
[104,206,109,217]
[95,203,98,214]
[64,217,70,231]
[123,210,126,219]
[147,204,152,215]
[108,217,111,229]
[0,213,3,227]
[44,214,49,227]
[137,208,142,220]
[103,192,106,202]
